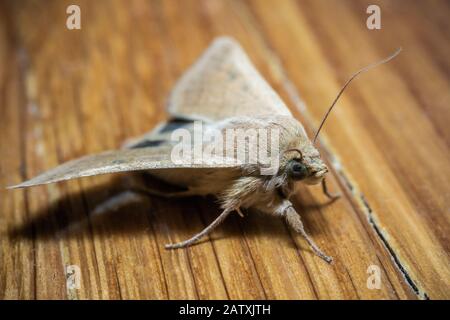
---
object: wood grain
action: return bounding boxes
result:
[0,0,448,299]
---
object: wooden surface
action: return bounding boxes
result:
[0,0,449,299]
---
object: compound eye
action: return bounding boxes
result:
[289,160,309,180]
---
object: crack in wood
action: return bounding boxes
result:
[359,194,429,300]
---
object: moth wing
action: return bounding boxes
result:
[167,37,292,121]
[122,118,193,149]
[7,146,239,189]
[9,37,296,190]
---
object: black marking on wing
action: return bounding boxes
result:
[130,140,166,149]
[158,118,193,133]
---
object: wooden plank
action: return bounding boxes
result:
[0,9,36,299]
[0,0,447,299]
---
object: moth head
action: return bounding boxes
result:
[284,145,327,185]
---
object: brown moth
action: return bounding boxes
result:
[8,37,400,263]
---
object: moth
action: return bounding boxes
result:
[8,37,400,263]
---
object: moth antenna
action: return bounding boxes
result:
[313,48,402,143]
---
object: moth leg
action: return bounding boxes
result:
[236,207,245,218]
[165,208,233,249]
[282,201,333,263]
[321,178,340,200]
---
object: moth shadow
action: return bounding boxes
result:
[6,175,328,249]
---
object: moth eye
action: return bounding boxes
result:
[289,161,309,180]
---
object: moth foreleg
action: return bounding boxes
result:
[165,207,233,249]
[281,200,333,263]
[321,178,340,200]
